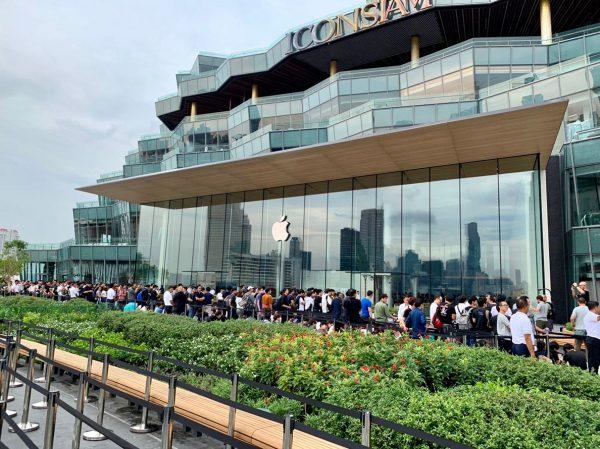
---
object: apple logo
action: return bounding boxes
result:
[272,215,291,242]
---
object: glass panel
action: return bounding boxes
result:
[206,194,226,281]
[177,198,197,285]
[560,69,588,96]
[352,177,378,293]
[499,156,541,299]
[430,165,461,296]
[303,182,328,289]
[374,109,392,127]
[260,188,283,289]
[135,205,155,283]
[191,197,211,285]
[282,185,305,289]
[222,192,245,287]
[402,169,430,298]
[573,164,600,226]
[460,160,500,296]
[351,78,369,94]
[149,201,169,286]
[572,138,600,166]
[162,200,183,286]
[326,179,353,291]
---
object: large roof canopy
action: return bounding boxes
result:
[81,100,567,204]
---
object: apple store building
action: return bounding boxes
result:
[78,0,600,311]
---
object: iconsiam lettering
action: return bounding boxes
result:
[286,0,432,53]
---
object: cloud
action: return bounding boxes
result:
[0,0,352,243]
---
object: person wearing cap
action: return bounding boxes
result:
[583,301,600,374]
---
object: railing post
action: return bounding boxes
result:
[545,333,551,358]
[361,410,371,447]
[35,329,54,383]
[160,406,174,449]
[43,391,60,449]
[282,414,295,449]
[82,353,109,441]
[9,328,24,388]
[226,373,239,449]
[71,371,87,449]
[0,337,14,404]
[83,338,98,403]
[33,337,56,409]
[130,350,159,433]
[160,376,177,449]
[10,348,40,433]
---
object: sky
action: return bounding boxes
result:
[0,0,354,244]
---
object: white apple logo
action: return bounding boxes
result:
[272,216,291,242]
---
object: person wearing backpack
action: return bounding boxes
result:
[455,295,472,331]
[470,297,490,334]
[438,296,456,336]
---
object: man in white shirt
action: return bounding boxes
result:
[570,297,589,351]
[69,284,79,299]
[583,301,600,374]
[321,289,331,314]
[429,295,442,322]
[106,284,116,303]
[510,296,536,358]
[304,294,314,312]
[163,287,174,314]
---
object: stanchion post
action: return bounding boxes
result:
[493,334,498,349]
[282,414,295,449]
[545,333,551,358]
[10,348,40,433]
[226,373,239,449]
[82,353,109,441]
[0,339,14,404]
[0,353,17,417]
[82,338,97,403]
[130,350,159,434]
[71,371,87,449]
[9,328,24,388]
[43,391,60,449]
[361,410,371,447]
[35,329,53,383]
[33,338,56,409]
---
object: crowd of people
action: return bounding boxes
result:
[3,279,599,373]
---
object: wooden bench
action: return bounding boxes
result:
[11,339,345,449]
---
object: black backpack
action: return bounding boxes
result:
[546,302,554,320]
[471,308,488,331]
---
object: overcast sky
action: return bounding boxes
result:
[0,0,354,243]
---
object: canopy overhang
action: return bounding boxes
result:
[79,100,567,204]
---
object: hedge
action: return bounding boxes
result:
[1,296,599,449]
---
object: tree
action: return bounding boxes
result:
[0,239,29,286]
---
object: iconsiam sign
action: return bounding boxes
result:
[286,0,432,53]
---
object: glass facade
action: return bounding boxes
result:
[135,155,543,303]
[24,2,600,316]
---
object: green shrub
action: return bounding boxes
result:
[307,380,600,449]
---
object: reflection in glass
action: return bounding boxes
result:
[327,179,353,291]
[303,182,327,289]
[461,161,500,296]
[430,166,461,295]
[282,185,305,289]
[403,169,430,297]
[499,157,540,299]
[178,198,197,286]
[163,200,183,286]
[260,188,283,289]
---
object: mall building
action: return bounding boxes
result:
[25,0,600,320]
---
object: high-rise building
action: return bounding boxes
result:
[24,0,600,321]
[0,228,19,253]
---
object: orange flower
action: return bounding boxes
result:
[360,365,370,373]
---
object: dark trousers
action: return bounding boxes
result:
[512,343,530,357]
[586,336,600,374]
[498,336,512,353]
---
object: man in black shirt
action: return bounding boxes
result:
[172,286,187,315]
[562,343,588,370]
[343,289,362,325]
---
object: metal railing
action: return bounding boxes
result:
[0,319,474,449]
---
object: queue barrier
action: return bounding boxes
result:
[0,318,477,449]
